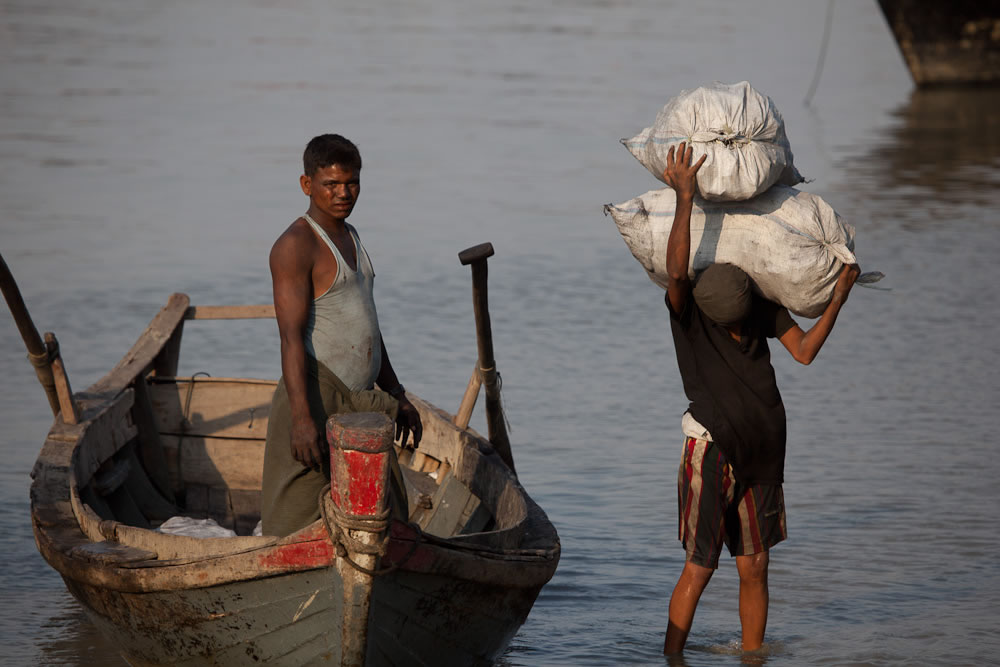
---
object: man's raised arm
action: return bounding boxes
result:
[779,263,860,365]
[270,226,324,470]
[663,142,706,314]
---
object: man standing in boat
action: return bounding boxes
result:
[261,134,421,538]
[660,142,860,654]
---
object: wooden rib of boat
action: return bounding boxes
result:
[877,0,1000,87]
[29,293,560,666]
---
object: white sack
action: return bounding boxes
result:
[623,81,803,201]
[605,185,857,318]
[157,516,237,538]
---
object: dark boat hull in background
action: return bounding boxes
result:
[877,0,1000,86]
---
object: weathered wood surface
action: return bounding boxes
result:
[878,0,1000,86]
[121,445,177,521]
[69,389,138,489]
[328,413,395,667]
[153,318,184,378]
[148,377,275,440]
[453,361,482,429]
[407,396,529,535]
[158,435,265,490]
[420,469,491,537]
[184,304,276,320]
[370,567,542,666]
[130,378,176,502]
[65,569,341,666]
[34,392,556,578]
[89,292,189,395]
[459,242,516,473]
[30,293,560,666]
[45,332,81,424]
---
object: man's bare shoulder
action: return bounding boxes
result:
[272,217,317,257]
[270,217,319,271]
[274,217,318,249]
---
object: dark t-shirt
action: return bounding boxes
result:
[667,292,795,485]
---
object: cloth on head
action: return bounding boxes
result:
[692,263,752,326]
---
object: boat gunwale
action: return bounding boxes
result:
[30,293,560,596]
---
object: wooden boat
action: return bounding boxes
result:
[877,0,1000,87]
[25,284,560,664]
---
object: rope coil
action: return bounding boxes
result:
[319,485,422,577]
[27,348,51,369]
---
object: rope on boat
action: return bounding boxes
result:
[319,485,423,577]
[26,346,59,402]
[479,364,512,435]
[496,370,512,434]
[181,372,211,430]
[27,347,52,368]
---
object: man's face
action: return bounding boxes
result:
[301,163,360,221]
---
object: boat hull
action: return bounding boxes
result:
[60,559,543,666]
[64,570,344,666]
[878,0,1000,86]
[29,294,560,666]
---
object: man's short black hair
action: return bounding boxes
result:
[303,134,362,176]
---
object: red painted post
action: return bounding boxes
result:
[326,412,394,667]
[327,412,394,517]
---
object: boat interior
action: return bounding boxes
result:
[70,375,514,554]
[57,296,536,562]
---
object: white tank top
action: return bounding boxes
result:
[302,214,382,391]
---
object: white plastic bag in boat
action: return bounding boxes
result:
[622,81,803,201]
[157,516,237,538]
[604,185,857,318]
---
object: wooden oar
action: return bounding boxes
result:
[0,251,61,417]
[458,243,515,474]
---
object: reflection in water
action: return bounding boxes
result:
[35,594,125,666]
[843,87,1000,213]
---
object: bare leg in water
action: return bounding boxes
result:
[735,551,769,652]
[664,560,714,654]
[664,551,770,654]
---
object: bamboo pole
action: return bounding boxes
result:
[0,252,60,416]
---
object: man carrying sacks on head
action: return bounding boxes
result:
[660,142,860,655]
[261,134,422,538]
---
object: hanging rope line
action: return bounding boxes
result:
[804,0,836,107]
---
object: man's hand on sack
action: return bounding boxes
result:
[832,263,861,305]
[662,141,706,200]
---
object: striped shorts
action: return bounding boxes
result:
[677,437,787,569]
